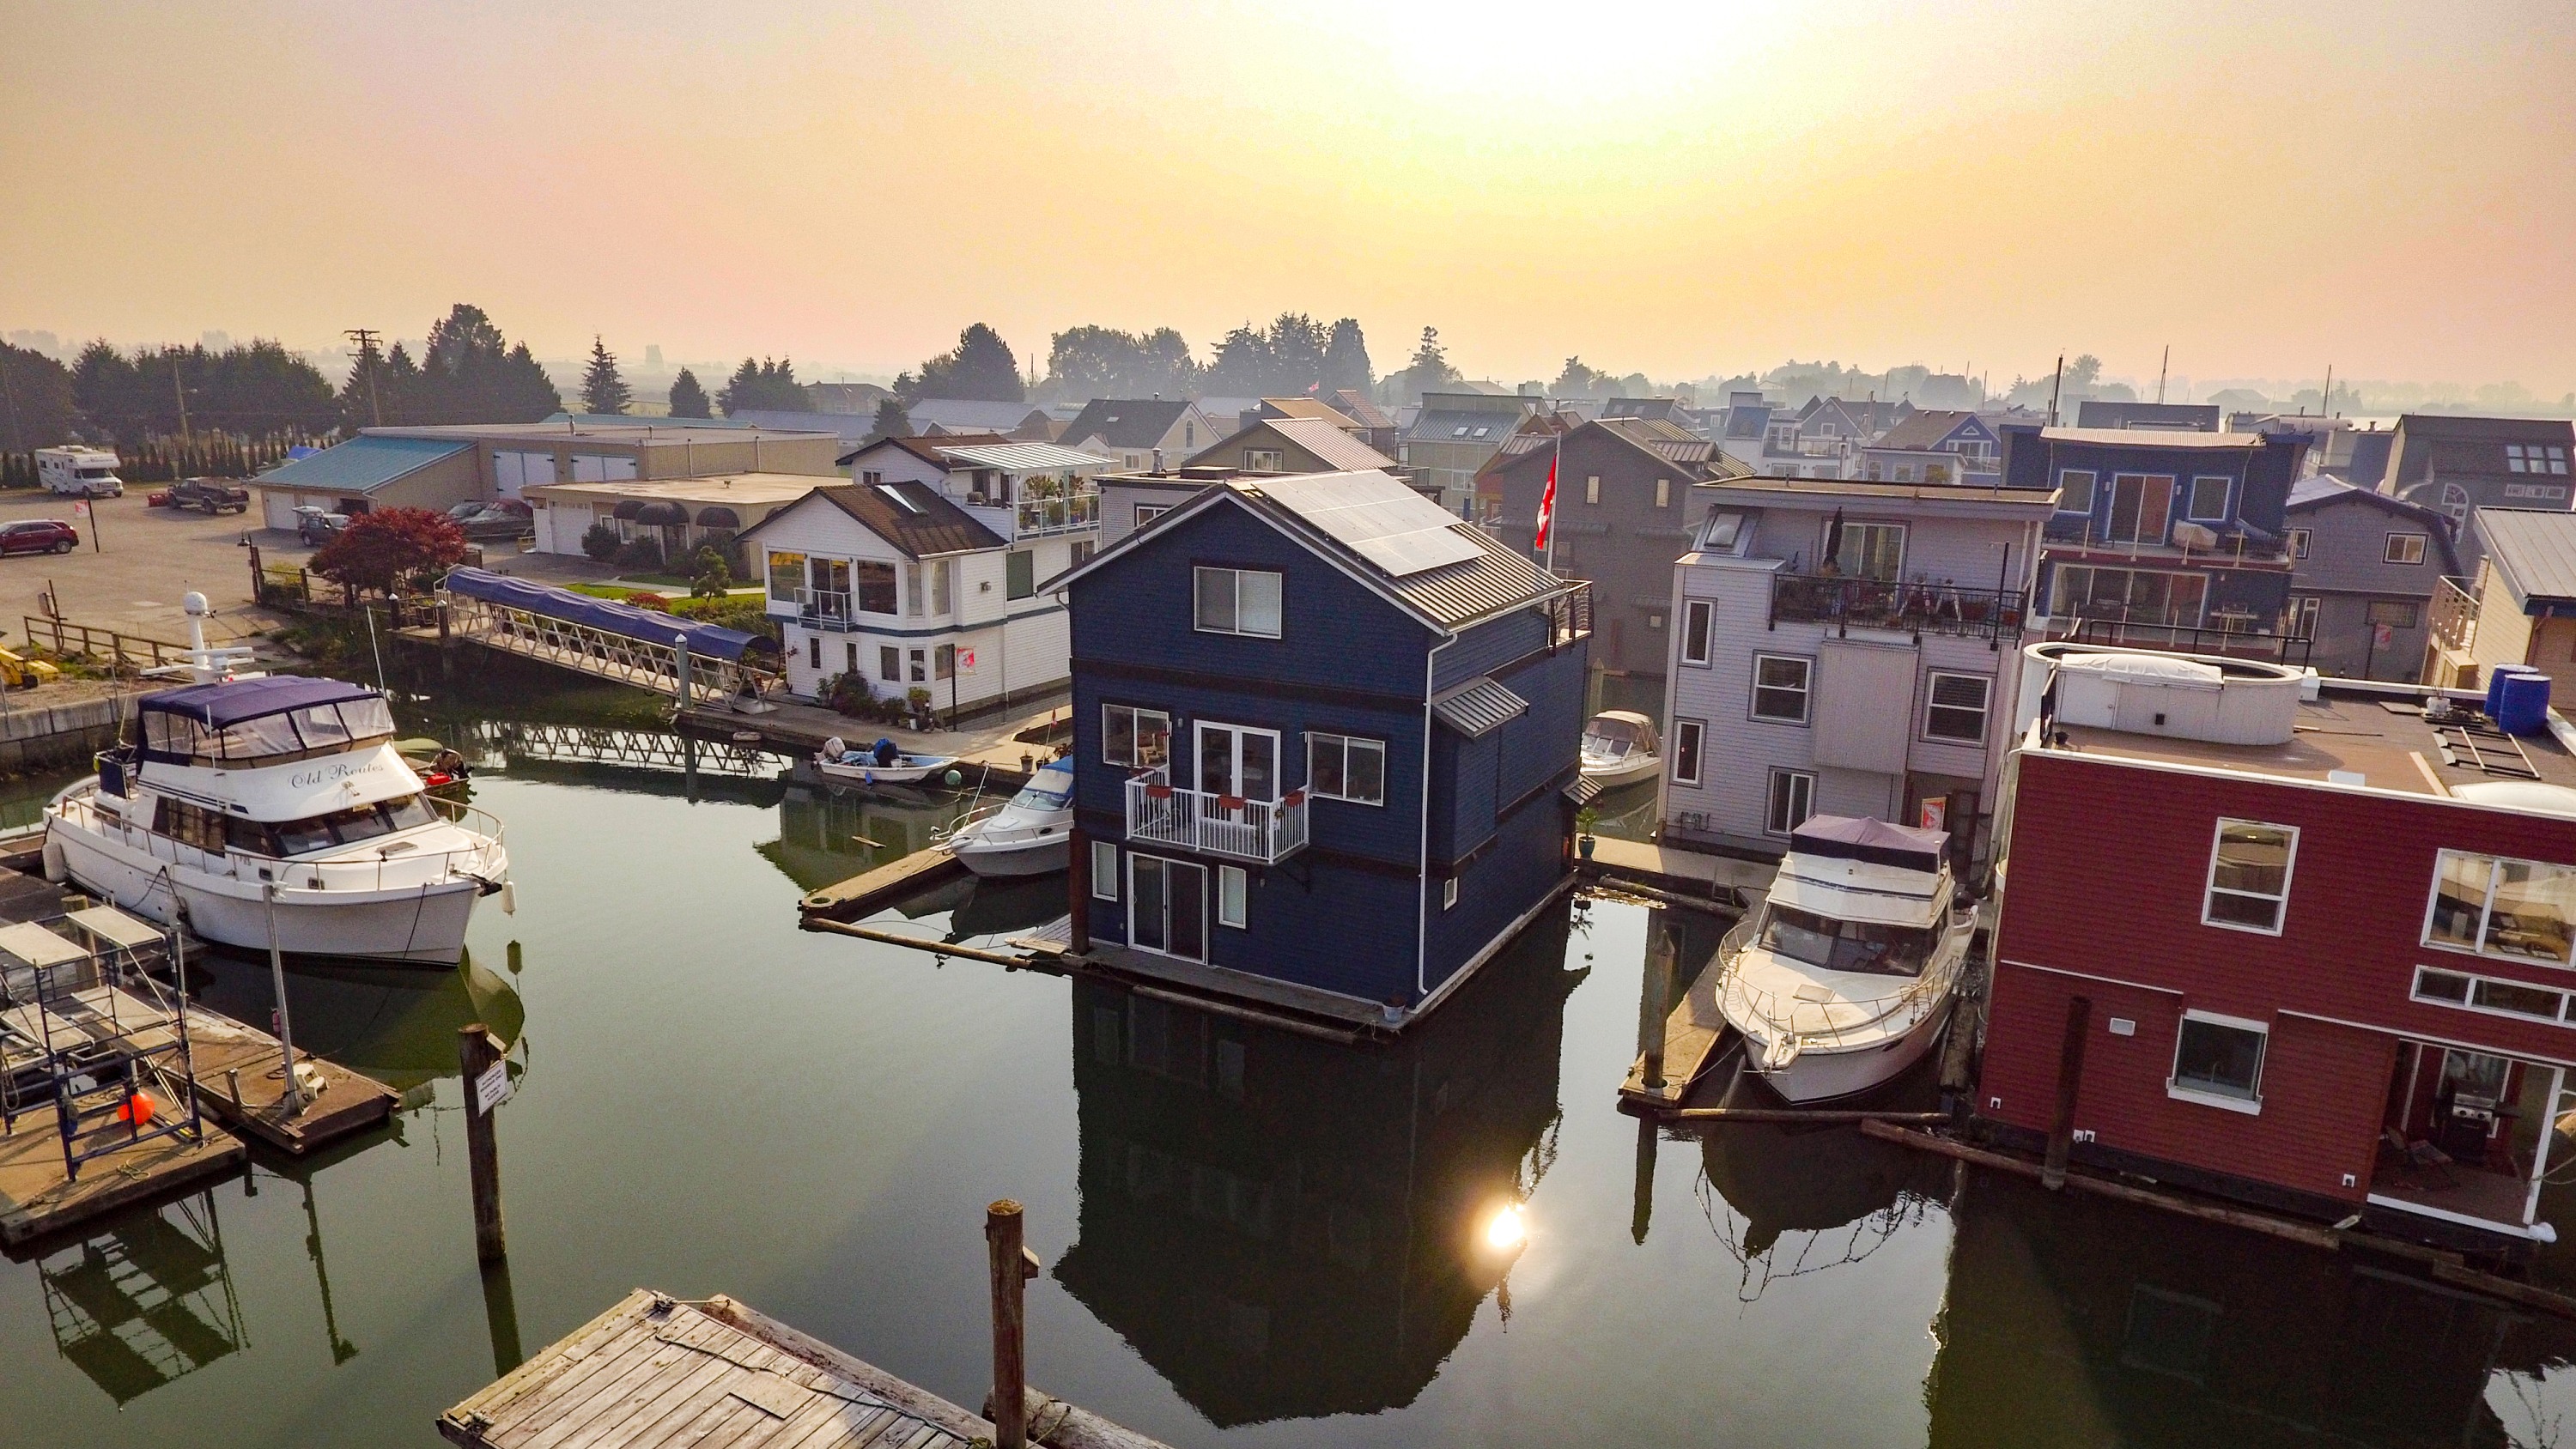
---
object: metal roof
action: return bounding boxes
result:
[1188,417,1394,473]
[2476,507,2576,608]
[738,482,1005,560]
[1058,398,1195,452]
[934,442,1109,474]
[2038,427,2267,450]
[1386,523,1569,628]
[1431,676,1529,738]
[255,435,471,494]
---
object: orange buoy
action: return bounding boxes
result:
[116,1091,156,1126]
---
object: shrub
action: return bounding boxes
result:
[689,549,732,598]
[612,537,663,571]
[623,591,672,613]
[671,594,779,640]
[310,506,466,598]
[580,522,621,562]
[820,670,874,718]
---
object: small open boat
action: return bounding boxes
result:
[816,736,959,787]
[1580,711,1662,788]
[940,757,1074,877]
[1715,815,1973,1103]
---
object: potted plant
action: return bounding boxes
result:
[1576,805,1600,858]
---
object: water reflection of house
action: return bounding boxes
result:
[28,1191,245,1406]
[759,775,968,893]
[1924,1169,2576,1447]
[1051,905,1581,1427]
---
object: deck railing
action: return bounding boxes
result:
[1012,489,1099,538]
[2049,615,2316,668]
[1124,767,1309,864]
[1768,573,2026,641]
[1546,579,1593,647]
[62,784,508,894]
[2430,576,2480,656]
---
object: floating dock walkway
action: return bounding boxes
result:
[442,1289,1172,1449]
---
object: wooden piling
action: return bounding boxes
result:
[1630,1115,1657,1245]
[986,1200,1031,1449]
[458,1023,507,1263]
[1638,916,1672,1091]
[2042,995,2091,1190]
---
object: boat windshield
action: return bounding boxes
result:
[1011,773,1073,811]
[1759,904,1933,978]
[143,695,398,767]
[266,793,443,857]
[1582,732,1631,758]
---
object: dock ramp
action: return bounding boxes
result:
[437,567,781,704]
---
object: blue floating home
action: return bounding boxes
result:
[1054,469,1591,1024]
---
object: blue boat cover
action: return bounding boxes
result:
[442,567,774,661]
[143,674,381,726]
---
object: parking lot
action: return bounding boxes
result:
[0,486,314,646]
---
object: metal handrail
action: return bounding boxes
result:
[1716,920,1959,1053]
[1013,490,1100,537]
[1768,573,2026,640]
[56,789,505,894]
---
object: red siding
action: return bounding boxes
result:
[1988,749,2576,1203]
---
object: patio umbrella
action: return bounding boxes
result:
[1821,507,1845,573]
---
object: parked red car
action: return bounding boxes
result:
[0,520,79,555]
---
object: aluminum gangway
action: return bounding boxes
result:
[436,585,781,706]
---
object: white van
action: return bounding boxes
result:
[35,447,125,498]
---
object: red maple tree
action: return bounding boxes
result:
[309,506,467,597]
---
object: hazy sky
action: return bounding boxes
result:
[7,1,2573,391]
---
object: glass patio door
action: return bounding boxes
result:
[2105,475,2174,544]
[1129,855,1208,962]
[1194,723,1279,803]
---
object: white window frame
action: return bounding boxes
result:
[2384,532,2427,565]
[1921,670,1993,745]
[1584,475,1601,505]
[1135,503,1171,529]
[1091,840,1121,900]
[2286,527,2312,559]
[1764,769,1815,837]
[1304,731,1386,806]
[1194,720,1283,803]
[2202,818,2299,937]
[1101,703,1171,769]
[2422,849,2576,967]
[2284,596,2319,640]
[1680,598,1715,665]
[1442,876,1460,910]
[2411,964,2573,1027]
[1654,477,1671,509]
[1670,719,1705,787]
[2167,1009,2268,1114]
[1218,864,1249,928]
[2186,475,2232,521]
[2508,444,2531,474]
[2057,469,2097,514]
[1193,567,1284,639]
[1750,653,1813,725]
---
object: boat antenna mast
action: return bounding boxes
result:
[144,591,259,685]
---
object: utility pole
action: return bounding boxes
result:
[2323,362,2335,419]
[2047,354,2065,427]
[344,328,384,427]
[2155,345,2169,405]
[172,354,191,438]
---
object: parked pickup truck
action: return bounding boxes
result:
[170,476,252,514]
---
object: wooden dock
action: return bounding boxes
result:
[177,997,399,1153]
[0,1100,244,1246]
[442,1289,1174,1449]
[1619,946,1740,1111]
[689,694,1068,790]
[799,846,968,921]
[1580,836,1774,904]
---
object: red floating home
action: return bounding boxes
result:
[1981,643,2576,1251]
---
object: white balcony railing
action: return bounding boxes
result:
[1015,490,1099,538]
[1124,767,1309,864]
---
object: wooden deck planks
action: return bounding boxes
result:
[0,1098,245,1245]
[798,849,966,922]
[444,1294,983,1449]
[172,998,398,1154]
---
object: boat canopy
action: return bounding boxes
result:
[442,567,775,662]
[1788,815,1946,872]
[137,676,398,765]
[1583,710,1659,754]
[1769,858,1944,928]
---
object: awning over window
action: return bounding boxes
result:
[1431,676,1528,738]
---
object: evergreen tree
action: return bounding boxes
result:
[869,397,911,440]
[666,367,710,418]
[0,342,80,451]
[580,336,631,415]
[896,324,1024,403]
[1321,318,1373,397]
[715,357,807,415]
[1380,326,1460,406]
[338,334,388,433]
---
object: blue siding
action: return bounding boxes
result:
[1425,786,1568,991]
[1433,607,1550,692]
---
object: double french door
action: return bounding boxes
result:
[1129,855,1208,962]
[1195,723,1279,803]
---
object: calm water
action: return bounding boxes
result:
[8,696,2576,1446]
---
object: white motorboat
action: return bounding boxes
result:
[816,736,960,788]
[1580,711,1662,788]
[42,597,509,966]
[1715,815,1973,1103]
[940,757,1074,877]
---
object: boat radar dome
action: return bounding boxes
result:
[184,591,210,616]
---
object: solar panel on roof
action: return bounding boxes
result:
[1262,473,1485,576]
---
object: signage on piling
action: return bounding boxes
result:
[474,1062,513,1113]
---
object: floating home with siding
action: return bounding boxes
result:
[1057,469,1590,1019]
[1982,641,2576,1250]
[1657,476,2051,864]
[741,437,1106,715]
[2005,425,2308,648]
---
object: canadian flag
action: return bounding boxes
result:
[1534,453,1559,554]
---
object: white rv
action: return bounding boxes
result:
[35,447,125,498]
